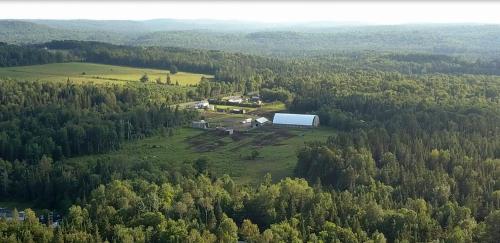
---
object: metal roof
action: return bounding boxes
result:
[273,113,318,126]
[255,117,269,123]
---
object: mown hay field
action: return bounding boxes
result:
[0,62,212,86]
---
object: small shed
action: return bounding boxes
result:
[192,120,209,129]
[241,118,252,124]
[252,117,270,128]
[250,96,261,102]
[224,129,234,135]
[217,127,234,135]
[231,109,246,114]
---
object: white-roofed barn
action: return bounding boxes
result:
[272,113,319,127]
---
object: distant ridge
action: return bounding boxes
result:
[2,19,500,58]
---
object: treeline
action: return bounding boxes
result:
[195,77,264,98]
[0,42,73,67]
[39,40,286,84]
[309,52,500,76]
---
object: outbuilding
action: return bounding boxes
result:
[228,97,243,104]
[272,113,319,127]
[192,120,209,129]
[194,100,210,109]
[217,127,234,135]
[252,117,270,128]
[230,109,246,114]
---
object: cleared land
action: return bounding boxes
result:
[0,62,212,86]
[67,125,335,185]
[0,63,320,184]
[65,99,315,184]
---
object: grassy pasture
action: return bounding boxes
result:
[0,62,212,86]
[67,125,335,185]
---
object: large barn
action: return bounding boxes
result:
[272,113,319,127]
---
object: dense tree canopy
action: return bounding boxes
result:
[0,40,498,242]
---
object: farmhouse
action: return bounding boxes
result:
[192,120,209,129]
[272,113,320,127]
[0,208,26,221]
[227,97,243,104]
[252,117,270,128]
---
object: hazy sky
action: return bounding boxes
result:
[1,1,500,25]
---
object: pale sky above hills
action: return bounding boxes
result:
[1,1,500,25]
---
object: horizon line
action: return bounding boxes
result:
[2,18,500,26]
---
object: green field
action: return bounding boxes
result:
[0,62,212,86]
[67,126,335,184]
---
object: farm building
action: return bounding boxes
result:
[250,96,262,104]
[194,100,210,109]
[250,96,261,102]
[230,109,246,114]
[228,97,243,104]
[217,127,234,135]
[252,117,270,127]
[192,120,209,129]
[272,113,319,127]
[0,208,26,221]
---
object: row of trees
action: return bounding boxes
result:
[1,174,499,242]
[0,42,73,67]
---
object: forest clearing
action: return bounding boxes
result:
[0,62,212,86]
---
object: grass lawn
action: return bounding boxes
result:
[67,126,336,185]
[0,62,212,86]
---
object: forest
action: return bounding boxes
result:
[0,35,499,243]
